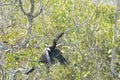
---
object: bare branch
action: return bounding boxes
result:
[45,65,50,80]
[113,1,119,43]
[29,0,34,14]
[9,68,26,80]
[33,0,49,18]
[0,2,13,6]
[18,0,26,15]
[0,63,5,80]
[0,1,5,5]
[33,7,42,18]
[110,0,119,78]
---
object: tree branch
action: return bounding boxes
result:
[18,0,26,15]
[45,65,50,80]
[0,1,15,6]
[29,0,34,14]
[33,0,49,18]
[33,7,42,18]
[0,63,5,80]
[110,0,119,78]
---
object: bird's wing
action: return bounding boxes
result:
[25,65,35,75]
[52,49,68,65]
[38,48,51,64]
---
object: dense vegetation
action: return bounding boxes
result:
[0,0,120,80]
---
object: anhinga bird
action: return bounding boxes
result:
[25,32,68,75]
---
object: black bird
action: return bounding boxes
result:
[25,32,68,75]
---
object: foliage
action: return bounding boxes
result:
[0,0,119,80]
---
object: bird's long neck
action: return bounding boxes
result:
[49,41,56,51]
[52,41,56,48]
[50,32,64,51]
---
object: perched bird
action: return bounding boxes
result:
[25,32,68,75]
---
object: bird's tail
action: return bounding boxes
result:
[25,65,36,75]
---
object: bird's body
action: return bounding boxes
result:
[38,47,68,65]
[25,32,68,75]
